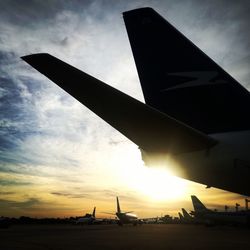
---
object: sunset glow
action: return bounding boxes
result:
[0,1,248,219]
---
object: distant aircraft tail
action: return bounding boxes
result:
[182,208,192,219]
[116,197,121,213]
[92,207,96,218]
[178,212,184,220]
[191,195,209,213]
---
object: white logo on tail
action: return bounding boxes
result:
[162,71,227,92]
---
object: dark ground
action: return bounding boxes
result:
[0,224,250,250]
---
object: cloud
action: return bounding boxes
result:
[0,198,41,209]
[0,3,124,179]
[0,191,15,195]
[51,192,88,199]
[0,179,31,186]
[0,0,249,217]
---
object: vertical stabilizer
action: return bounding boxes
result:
[123,7,250,134]
[182,208,192,219]
[178,212,184,221]
[191,195,208,213]
[92,207,96,218]
[116,197,121,213]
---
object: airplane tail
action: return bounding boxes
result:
[178,212,184,220]
[92,207,96,218]
[21,53,216,158]
[191,195,208,213]
[123,8,250,134]
[116,197,121,213]
[182,208,192,219]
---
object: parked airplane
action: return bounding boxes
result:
[178,212,184,222]
[191,195,249,226]
[182,208,196,224]
[76,207,102,225]
[141,217,159,224]
[108,197,138,226]
[21,7,250,196]
[178,208,195,224]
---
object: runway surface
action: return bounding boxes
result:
[1,224,250,250]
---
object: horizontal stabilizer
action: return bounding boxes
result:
[22,53,216,155]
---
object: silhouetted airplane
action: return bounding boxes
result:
[178,208,196,224]
[182,208,196,223]
[191,195,249,226]
[105,197,138,226]
[178,212,184,222]
[76,207,103,225]
[116,197,138,226]
[21,7,250,196]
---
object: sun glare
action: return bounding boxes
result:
[110,145,187,202]
[119,158,187,202]
[134,166,187,201]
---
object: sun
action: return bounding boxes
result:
[109,145,187,202]
[119,159,187,201]
[133,166,187,201]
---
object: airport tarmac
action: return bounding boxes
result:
[0,224,250,250]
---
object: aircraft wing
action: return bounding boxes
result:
[22,53,216,155]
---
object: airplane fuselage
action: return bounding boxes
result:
[192,195,250,226]
[142,130,250,195]
[116,212,138,224]
[194,210,249,226]
[76,216,95,224]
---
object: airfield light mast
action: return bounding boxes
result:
[235,203,240,212]
[245,199,250,210]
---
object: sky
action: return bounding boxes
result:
[0,0,250,218]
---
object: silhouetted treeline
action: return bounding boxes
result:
[0,216,79,226]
